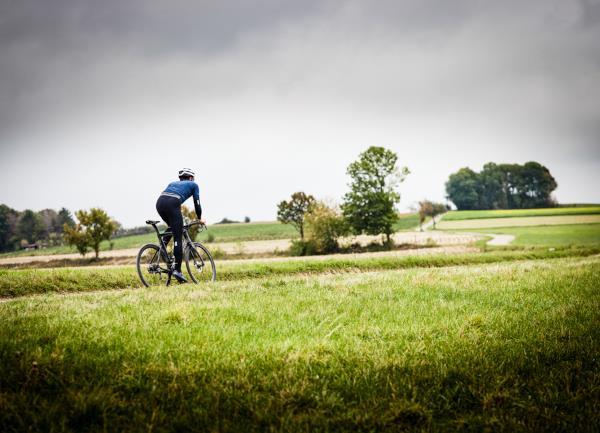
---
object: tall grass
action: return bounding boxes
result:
[1,246,599,298]
[1,257,599,431]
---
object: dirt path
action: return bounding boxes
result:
[486,234,516,246]
[0,231,482,266]
[220,245,479,265]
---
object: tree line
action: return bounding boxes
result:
[0,204,120,258]
[445,162,557,210]
[0,205,76,252]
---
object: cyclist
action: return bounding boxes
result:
[156,168,204,283]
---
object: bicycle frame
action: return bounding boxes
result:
[146,221,205,281]
[138,218,214,287]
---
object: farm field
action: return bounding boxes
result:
[0,221,297,258]
[437,214,600,230]
[443,206,600,221]
[0,214,422,259]
[474,223,600,247]
[1,256,599,431]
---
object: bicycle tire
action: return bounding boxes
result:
[185,242,217,283]
[137,243,170,287]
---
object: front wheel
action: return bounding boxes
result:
[137,243,169,287]
[185,242,217,283]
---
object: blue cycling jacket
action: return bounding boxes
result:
[163,180,200,203]
[161,180,202,219]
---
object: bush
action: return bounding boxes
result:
[304,202,349,254]
[289,239,318,256]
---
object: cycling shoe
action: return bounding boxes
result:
[172,270,188,283]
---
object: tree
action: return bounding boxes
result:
[16,210,46,244]
[479,163,507,209]
[56,208,75,233]
[445,168,480,210]
[277,192,316,241]
[304,201,349,254]
[63,224,90,256]
[0,204,19,252]
[418,200,447,230]
[519,161,557,208]
[342,146,409,244]
[64,208,117,258]
[418,201,433,231]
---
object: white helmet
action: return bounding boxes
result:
[178,168,195,178]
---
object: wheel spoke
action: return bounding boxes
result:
[137,244,168,287]
[185,242,216,282]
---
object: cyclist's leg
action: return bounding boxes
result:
[156,196,177,254]
[171,208,184,271]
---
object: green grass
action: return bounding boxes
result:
[2,246,599,298]
[475,223,600,247]
[393,212,420,231]
[443,206,600,221]
[1,256,599,431]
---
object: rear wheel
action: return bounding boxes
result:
[185,242,216,282]
[137,244,169,287]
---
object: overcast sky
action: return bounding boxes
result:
[1,0,599,227]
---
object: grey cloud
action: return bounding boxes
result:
[1,0,599,225]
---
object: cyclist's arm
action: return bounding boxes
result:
[193,183,202,220]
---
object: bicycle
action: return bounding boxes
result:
[136,219,216,287]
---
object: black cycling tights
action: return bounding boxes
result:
[156,196,183,271]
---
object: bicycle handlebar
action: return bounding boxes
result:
[185,220,206,229]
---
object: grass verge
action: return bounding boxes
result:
[1,257,599,431]
[1,246,599,298]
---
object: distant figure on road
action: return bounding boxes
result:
[156,168,204,283]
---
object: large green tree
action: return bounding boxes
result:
[445,168,480,210]
[342,146,409,244]
[518,161,557,208]
[277,192,316,241]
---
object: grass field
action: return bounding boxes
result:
[443,206,600,221]
[474,223,600,247]
[437,214,600,230]
[1,246,598,298]
[1,256,599,431]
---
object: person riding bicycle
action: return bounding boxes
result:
[156,168,204,283]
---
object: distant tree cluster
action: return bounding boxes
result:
[445,162,557,210]
[0,205,75,252]
[278,146,410,255]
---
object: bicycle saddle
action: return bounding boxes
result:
[146,220,160,225]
